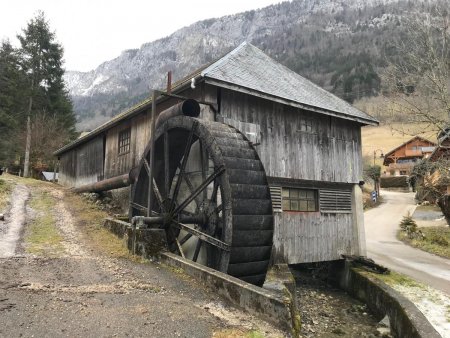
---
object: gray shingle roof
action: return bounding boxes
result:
[202,42,377,124]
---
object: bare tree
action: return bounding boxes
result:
[383,7,450,134]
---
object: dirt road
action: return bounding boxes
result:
[0,184,29,257]
[0,178,281,337]
[365,190,450,295]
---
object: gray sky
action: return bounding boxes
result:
[0,0,282,72]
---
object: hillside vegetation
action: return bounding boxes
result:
[65,0,448,130]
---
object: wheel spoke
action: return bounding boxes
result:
[175,238,185,258]
[178,233,192,246]
[171,220,230,251]
[164,131,170,198]
[143,158,151,176]
[172,166,225,216]
[130,202,148,213]
[184,175,202,207]
[192,240,202,262]
[143,158,152,216]
[152,179,165,212]
[171,124,196,209]
[200,140,208,200]
[211,181,219,202]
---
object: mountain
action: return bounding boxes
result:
[65,0,442,130]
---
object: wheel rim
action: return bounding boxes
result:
[130,116,273,285]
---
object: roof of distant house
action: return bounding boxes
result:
[41,171,58,181]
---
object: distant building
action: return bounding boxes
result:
[383,136,436,176]
[40,171,58,182]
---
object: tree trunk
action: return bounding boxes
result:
[23,79,33,178]
[23,114,31,178]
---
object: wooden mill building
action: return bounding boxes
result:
[55,42,378,264]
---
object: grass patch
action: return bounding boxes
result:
[64,191,133,259]
[26,189,65,256]
[364,269,424,289]
[213,329,267,338]
[0,177,13,212]
[415,204,442,212]
[398,226,450,259]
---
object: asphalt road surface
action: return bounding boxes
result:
[365,190,450,295]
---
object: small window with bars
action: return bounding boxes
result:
[282,187,318,212]
[118,128,131,155]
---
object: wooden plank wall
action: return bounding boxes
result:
[75,136,104,187]
[59,150,77,187]
[218,87,363,263]
[273,210,357,263]
[59,136,104,187]
[219,88,363,183]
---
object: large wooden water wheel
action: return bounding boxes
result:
[130,115,273,286]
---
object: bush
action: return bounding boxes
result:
[399,213,424,239]
[380,176,409,188]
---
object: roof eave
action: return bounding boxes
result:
[54,76,203,156]
[203,78,379,126]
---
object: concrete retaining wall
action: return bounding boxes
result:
[338,262,440,338]
[160,253,298,335]
[103,217,299,336]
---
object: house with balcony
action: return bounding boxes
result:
[383,136,436,176]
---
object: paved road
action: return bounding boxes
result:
[365,190,450,295]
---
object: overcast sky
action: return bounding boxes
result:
[0,0,282,72]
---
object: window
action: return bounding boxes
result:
[282,188,317,212]
[300,117,313,132]
[118,128,131,155]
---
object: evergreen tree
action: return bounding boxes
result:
[17,11,76,175]
[0,40,27,166]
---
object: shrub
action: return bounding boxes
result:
[399,213,424,239]
[380,176,409,188]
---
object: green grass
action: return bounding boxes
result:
[212,329,270,338]
[398,226,450,259]
[359,268,425,289]
[64,191,133,259]
[0,177,13,212]
[25,189,65,256]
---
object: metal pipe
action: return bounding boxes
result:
[72,173,132,193]
[155,99,200,129]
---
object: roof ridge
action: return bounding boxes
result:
[201,41,248,77]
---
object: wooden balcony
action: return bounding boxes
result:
[404,149,423,157]
[388,162,415,170]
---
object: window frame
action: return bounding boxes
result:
[118,128,131,155]
[282,187,318,212]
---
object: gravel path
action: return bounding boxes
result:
[0,180,283,338]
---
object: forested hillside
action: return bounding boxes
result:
[65,0,447,130]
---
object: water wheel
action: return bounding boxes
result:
[130,115,273,286]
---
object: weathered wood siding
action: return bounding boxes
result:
[59,136,104,187]
[217,87,364,263]
[219,88,363,183]
[273,211,356,263]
